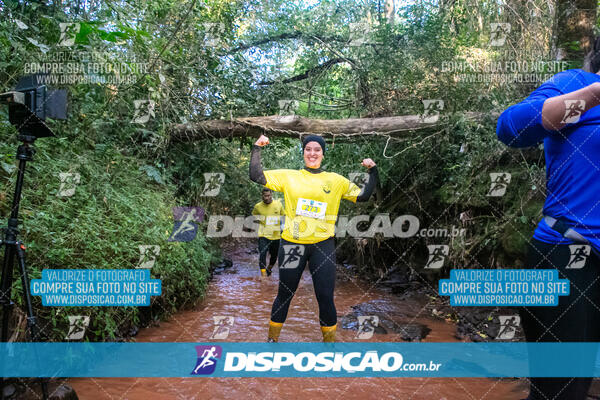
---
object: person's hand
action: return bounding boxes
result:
[361,158,376,169]
[255,135,270,147]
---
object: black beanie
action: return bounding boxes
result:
[302,135,326,154]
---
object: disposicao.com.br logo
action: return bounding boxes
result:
[191,347,442,374]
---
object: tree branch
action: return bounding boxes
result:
[227,31,345,54]
[170,112,499,142]
[258,57,351,85]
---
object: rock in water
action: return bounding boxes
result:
[340,300,430,341]
[454,307,524,342]
[49,384,78,400]
[391,323,431,342]
[2,384,15,398]
[349,299,407,317]
[340,314,387,334]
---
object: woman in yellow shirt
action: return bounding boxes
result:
[249,134,378,342]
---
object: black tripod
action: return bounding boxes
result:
[0,134,48,400]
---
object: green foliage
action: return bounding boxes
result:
[0,126,218,341]
[0,0,569,339]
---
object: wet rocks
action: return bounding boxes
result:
[212,258,233,275]
[3,381,78,400]
[348,299,406,316]
[49,384,78,400]
[341,315,387,334]
[378,267,421,295]
[379,269,410,286]
[2,384,15,399]
[340,300,431,341]
[396,324,431,342]
[454,307,524,342]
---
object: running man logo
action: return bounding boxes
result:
[356,315,379,339]
[278,100,299,124]
[280,244,305,269]
[421,100,444,123]
[424,245,449,269]
[14,19,28,30]
[566,245,591,269]
[487,172,511,197]
[58,22,80,46]
[561,100,586,124]
[200,172,225,197]
[65,315,90,340]
[57,172,80,197]
[210,316,235,340]
[349,172,369,190]
[203,22,225,48]
[168,207,205,242]
[490,23,511,46]
[349,22,370,46]
[191,345,223,375]
[496,315,520,340]
[131,100,155,124]
[137,245,160,269]
[278,100,299,116]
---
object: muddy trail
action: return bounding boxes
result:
[68,239,530,400]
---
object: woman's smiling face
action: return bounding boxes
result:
[303,141,323,168]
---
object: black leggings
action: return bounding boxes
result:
[271,237,337,326]
[258,237,279,270]
[520,239,600,400]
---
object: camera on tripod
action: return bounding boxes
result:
[0,75,68,400]
[0,74,67,138]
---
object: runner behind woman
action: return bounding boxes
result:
[252,188,284,277]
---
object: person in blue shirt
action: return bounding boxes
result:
[497,68,600,400]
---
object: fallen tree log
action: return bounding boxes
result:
[170,112,500,142]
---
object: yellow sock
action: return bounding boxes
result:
[260,268,267,276]
[321,324,337,342]
[268,320,283,342]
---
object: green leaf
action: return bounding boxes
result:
[26,37,50,53]
[139,165,164,184]
[14,19,28,30]
[1,162,15,174]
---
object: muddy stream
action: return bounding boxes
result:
[69,240,530,399]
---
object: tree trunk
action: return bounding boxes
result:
[385,0,395,24]
[555,0,597,70]
[170,112,497,142]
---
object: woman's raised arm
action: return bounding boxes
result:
[249,135,269,185]
[356,158,378,202]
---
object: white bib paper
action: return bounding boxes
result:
[265,216,279,225]
[296,198,327,220]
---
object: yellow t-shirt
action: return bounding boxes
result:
[263,169,361,244]
[252,199,284,240]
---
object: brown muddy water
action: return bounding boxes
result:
[68,239,531,400]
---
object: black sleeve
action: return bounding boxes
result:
[356,166,378,202]
[249,145,267,185]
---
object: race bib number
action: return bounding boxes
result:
[296,198,327,220]
[265,216,279,225]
